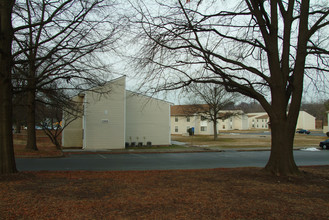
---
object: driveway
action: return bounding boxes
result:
[16,150,329,171]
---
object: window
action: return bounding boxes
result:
[175,117,178,122]
[201,126,207,131]
[223,125,225,129]
[175,126,178,132]
[201,116,207,121]
[187,116,190,122]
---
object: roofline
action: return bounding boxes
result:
[75,75,127,98]
[126,90,174,105]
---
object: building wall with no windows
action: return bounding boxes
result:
[125,91,171,146]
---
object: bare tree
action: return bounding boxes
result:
[37,89,83,150]
[235,101,265,113]
[325,100,329,112]
[12,0,120,151]
[131,0,329,175]
[301,101,327,121]
[0,0,17,174]
[186,83,238,140]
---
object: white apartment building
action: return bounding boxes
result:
[171,105,248,135]
[63,76,171,150]
[247,113,270,129]
[247,111,316,130]
[171,105,316,136]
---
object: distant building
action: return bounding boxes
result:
[62,76,171,150]
[171,105,248,135]
[247,113,270,129]
[325,111,329,133]
[247,111,316,130]
[315,120,323,129]
[171,104,317,136]
[296,111,316,130]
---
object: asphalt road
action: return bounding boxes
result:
[16,150,329,171]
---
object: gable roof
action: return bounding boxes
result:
[256,114,269,119]
[171,104,210,116]
[126,90,173,105]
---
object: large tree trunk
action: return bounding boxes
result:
[0,80,16,174]
[265,117,300,176]
[213,120,218,140]
[0,0,17,174]
[26,87,38,151]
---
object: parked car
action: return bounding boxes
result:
[320,139,329,150]
[296,129,310,134]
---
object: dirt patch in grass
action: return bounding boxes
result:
[0,166,328,219]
